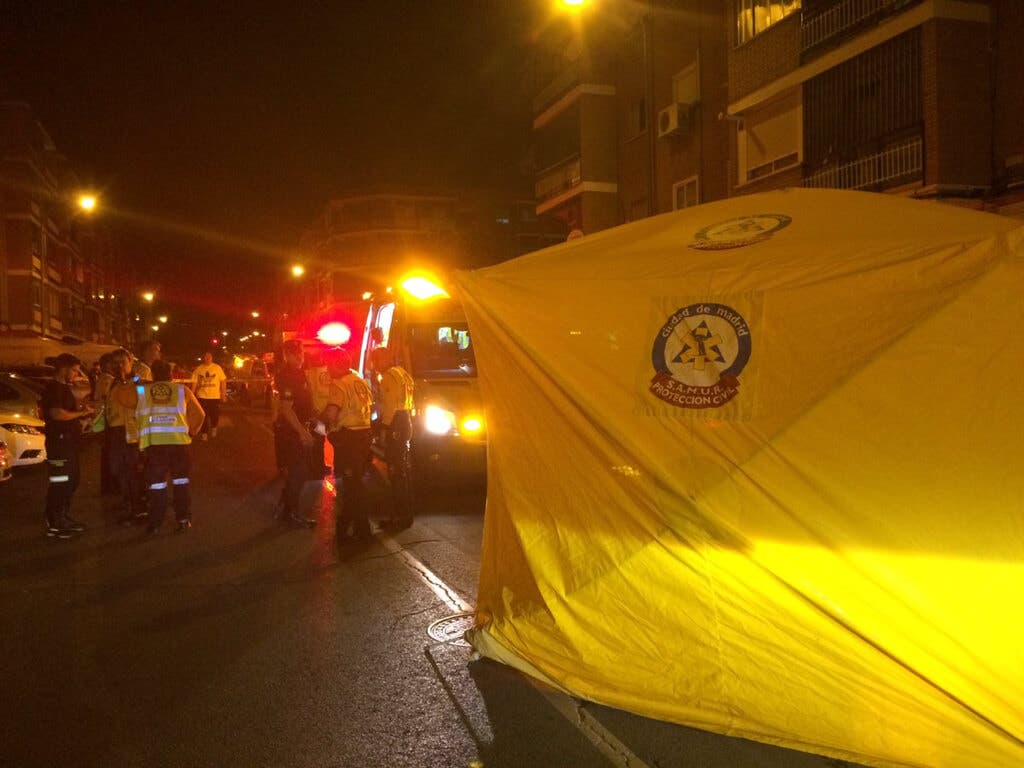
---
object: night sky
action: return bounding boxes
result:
[1,1,544,347]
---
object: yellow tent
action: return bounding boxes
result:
[456,189,1024,768]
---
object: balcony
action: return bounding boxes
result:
[533,62,581,116]
[801,0,921,56]
[804,136,922,191]
[535,155,582,204]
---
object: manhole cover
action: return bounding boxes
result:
[427,612,476,647]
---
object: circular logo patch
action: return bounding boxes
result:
[690,214,791,250]
[151,382,174,404]
[649,303,751,410]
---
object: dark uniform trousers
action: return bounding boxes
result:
[145,444,192,527]
[107,427,142,516]
[275,424,312,514]
[385,410,413,523]
[45,441,80,528]
[328,427,372,537]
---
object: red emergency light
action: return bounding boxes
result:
[317,322,352,346]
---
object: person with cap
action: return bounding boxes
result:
[370,345,415,530]
[127,359,205,534]
[40,353,94,539]
[273,339,317,527]
[321,348,374,542]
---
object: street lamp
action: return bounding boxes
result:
[291,264,305,278]
[251,311,260,319]
[158,315,168,324]
[77,194,98,213]
[150,325,160,332]
[142,291,155,303]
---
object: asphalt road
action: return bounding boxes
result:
[0,405,861,768]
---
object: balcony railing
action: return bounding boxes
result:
[804,137,922,191]
[801,0,920,54]
[535,155,582,203]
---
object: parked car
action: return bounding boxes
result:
[0,411,46,467]
[0,439,12,481]
[226,357,272,406]
[0,374,45,420]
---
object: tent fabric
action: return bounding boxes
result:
[455,189,1024,768]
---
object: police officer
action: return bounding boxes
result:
[322,349,374,542]
[41,353,94,539]
[371,345,415,530]
[131,360,205,535]
[274,339,317,527]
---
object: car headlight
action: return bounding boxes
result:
[460,415,483,434]
[423,405,457,435]
[2,423,42,435]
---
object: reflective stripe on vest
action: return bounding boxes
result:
[137,383,190,449]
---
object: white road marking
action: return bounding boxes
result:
[377,531,653,768]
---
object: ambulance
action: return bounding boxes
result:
[359,272,486,481]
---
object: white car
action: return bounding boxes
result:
[0,412,46,467]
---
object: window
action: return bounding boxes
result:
[31,281,42,308]
[736,0,800,45]
[673,176,700,210]
[408,323,476,379]
[738,89,803,184]
[672,63,700,106]
[626,97,647,140]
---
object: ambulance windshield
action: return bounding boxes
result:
[407,323,476,379]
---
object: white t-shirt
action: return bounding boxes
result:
[191,363,226,400]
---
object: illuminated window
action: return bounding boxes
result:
[736,0,800,46]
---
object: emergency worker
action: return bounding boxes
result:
[131,360,205,534]
[133,340,161,382]
[274,339,317,527]
[107,349,145,525]
[322,349,374,542]
[93,352,117,495]
[41,353,94,539]
[371,346,415,530]
[305,350,334,478]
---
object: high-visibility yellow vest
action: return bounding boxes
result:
[379,366,414,426]
[136,382,190,449]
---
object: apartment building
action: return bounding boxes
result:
[726,0,1024,214]
[530,1,732,235]
[0,102,138,347]
[531,1,1022,238]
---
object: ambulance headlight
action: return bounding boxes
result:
[424,405,457,435]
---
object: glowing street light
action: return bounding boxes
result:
[560,0,587,6]
[77,194,98,213]
[158,315,168,324]
[142,291,155,303]
[150,325,160,332]
[291,264,305,277]
[221,330,229,336]
[251,311,260,319]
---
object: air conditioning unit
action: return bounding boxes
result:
[658,102,695,139]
